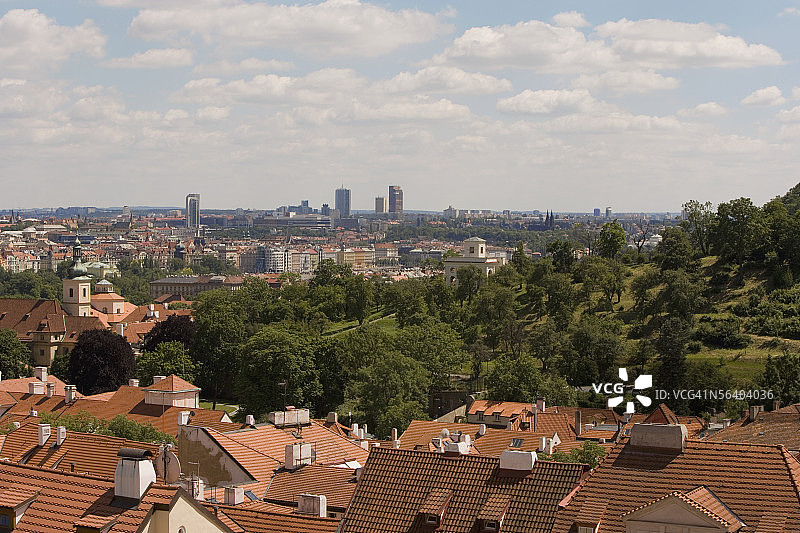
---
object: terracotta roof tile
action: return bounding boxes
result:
[143,375,200,392]
[264,464,358,510]
[552,436,800,533]
[210,504,339,533]
[341,447,585,532]
[707,412,800,451]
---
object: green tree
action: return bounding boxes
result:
[562,315,624,385]
[344,275,374,325]
[68,329,136,395]
[236,325,321,420]
[540,441,606,468]
[141,315,196,353]
[347,352,430,436]
[490,263,522,289]
[760,350,800,405]
[486,353,576,406]
[455,265,483,306]
[544,273,577,330]
[192,289,246,408]
[511,242,533,281]
[653,317,691,412]
[713,197,766,266]
[0,329,29,379]
[547,240,576,273]
[654,227,697,272]
[395,319,465,390]
[681,200,715,256]
[472,284,516,351]
[596,221,626,259]
[527,319,563,373]
[137,341,195,387]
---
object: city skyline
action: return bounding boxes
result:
[2,2,800,211]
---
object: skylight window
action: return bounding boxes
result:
[510,438,523,448]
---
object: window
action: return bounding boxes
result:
[82,288,87,297]
[39,350,44,356]
[577,527,596,533]
[494,413,501,421]
[480,247,484,254]
[425,514,439,525]
[483,520,498,532]
[0,515,8,526]
[478,412,484,421]
[470,247,475,254]
[69,288,74,298]
[510,438,523,448]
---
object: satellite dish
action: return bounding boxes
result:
[155,447,181,484]
[440,428,450,439]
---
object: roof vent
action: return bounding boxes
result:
[46,382,55,398]
[178,411,191,426]
[478,423,487,436]
[152,375,166,384]
[297,493,327,518]
[114,449,156,501]
[56,426,67,446]
[285,443,312,470]
[34,366,47,382]
[269,408,311,428]
[65,385,77,403]
[37,424,51,446]
[629,423,687,452]
[499,450,537,471]
[224,486,244,506]
[128,379,139,387]
[28,381,45,395]
[29,409,37,417]
[327,411,338,424]
[245,414,255,426]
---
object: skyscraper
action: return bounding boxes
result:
[186,194,200,229]
[388,186,403,217]
[375,196,388,214]
[335,187,351,218]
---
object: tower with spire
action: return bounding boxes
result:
[62,237,92,316]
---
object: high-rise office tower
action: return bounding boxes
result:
[388,186,403,217]
[335,187,351,218]
[593,208,601,217]
[375,196,388,214]
[605,207,612,219]
[186,194,200,229]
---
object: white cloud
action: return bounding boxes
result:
[497,89,605,114]
[102,48,193,69]
[0,79,69,117]
[780,7,800,16]
[0,9,106,75]
[741,86,786,106]
[192,58,295,76]
[777,105,800,122]
[430,17,780,73]
[429,20,616,72]
[572,69,679,94]
[595,19,783,69]
[380,66,512,94]
[792,87,800,99]
[677,102,728,117]
[551,11,589,28]
[129,0,451,58]
[196,106,230,121]
[351,96,471,121]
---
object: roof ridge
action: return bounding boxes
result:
[0,458,113,483]
[778,444,800,505]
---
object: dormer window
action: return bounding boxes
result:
[494,413,501,421]
[425,514,440,526]
[478,412,484,421]
[483,520,499,531]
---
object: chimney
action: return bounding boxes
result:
[444,441,470,455]
[28,381,45,395]
[478,424,486,436]
[506,421,513,430]
[0,370,3,382]
[538,436,547,451]
[533,409,538,432]
[629,423,688,452]
[56,426,67,446]
[46,382,55,398]
[34,366,47,382]
[224,486,244,506]
[536,397,546,413]
[178,411,190,426]
[152,375,166,384]
[352,423,359,435]
[284,443,312,470]
[773,400,782,411]
[391,428,398,441]
[722,418,731,428]
[114,323,125,337]
[37,424,51,446]
[129,379,139,387]
[431,437,443,452]
[327,411,338,424]
[575,410,582,436]
[499,450,537,471]
[29,409,37,417]
[115,449,157,501]
[245,414,255,426]
[65,385,77,403]
[297,494,327,518]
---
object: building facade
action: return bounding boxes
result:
[335,187,351,218]
[186,193,200,229]
[388,185,403,217]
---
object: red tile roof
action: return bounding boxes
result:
[264,464,358,510]
[552,435,800,532]
[341,447,586,532]
[143,374,200,392]
[0,298,64,341]
[706,412,800,450]
[211,504,340,533]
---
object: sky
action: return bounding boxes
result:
[1,1,800,213]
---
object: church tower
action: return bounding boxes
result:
[62,238,92,317]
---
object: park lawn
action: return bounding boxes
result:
[200,401,238,414]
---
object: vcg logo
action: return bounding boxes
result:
[591,368,653,414]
